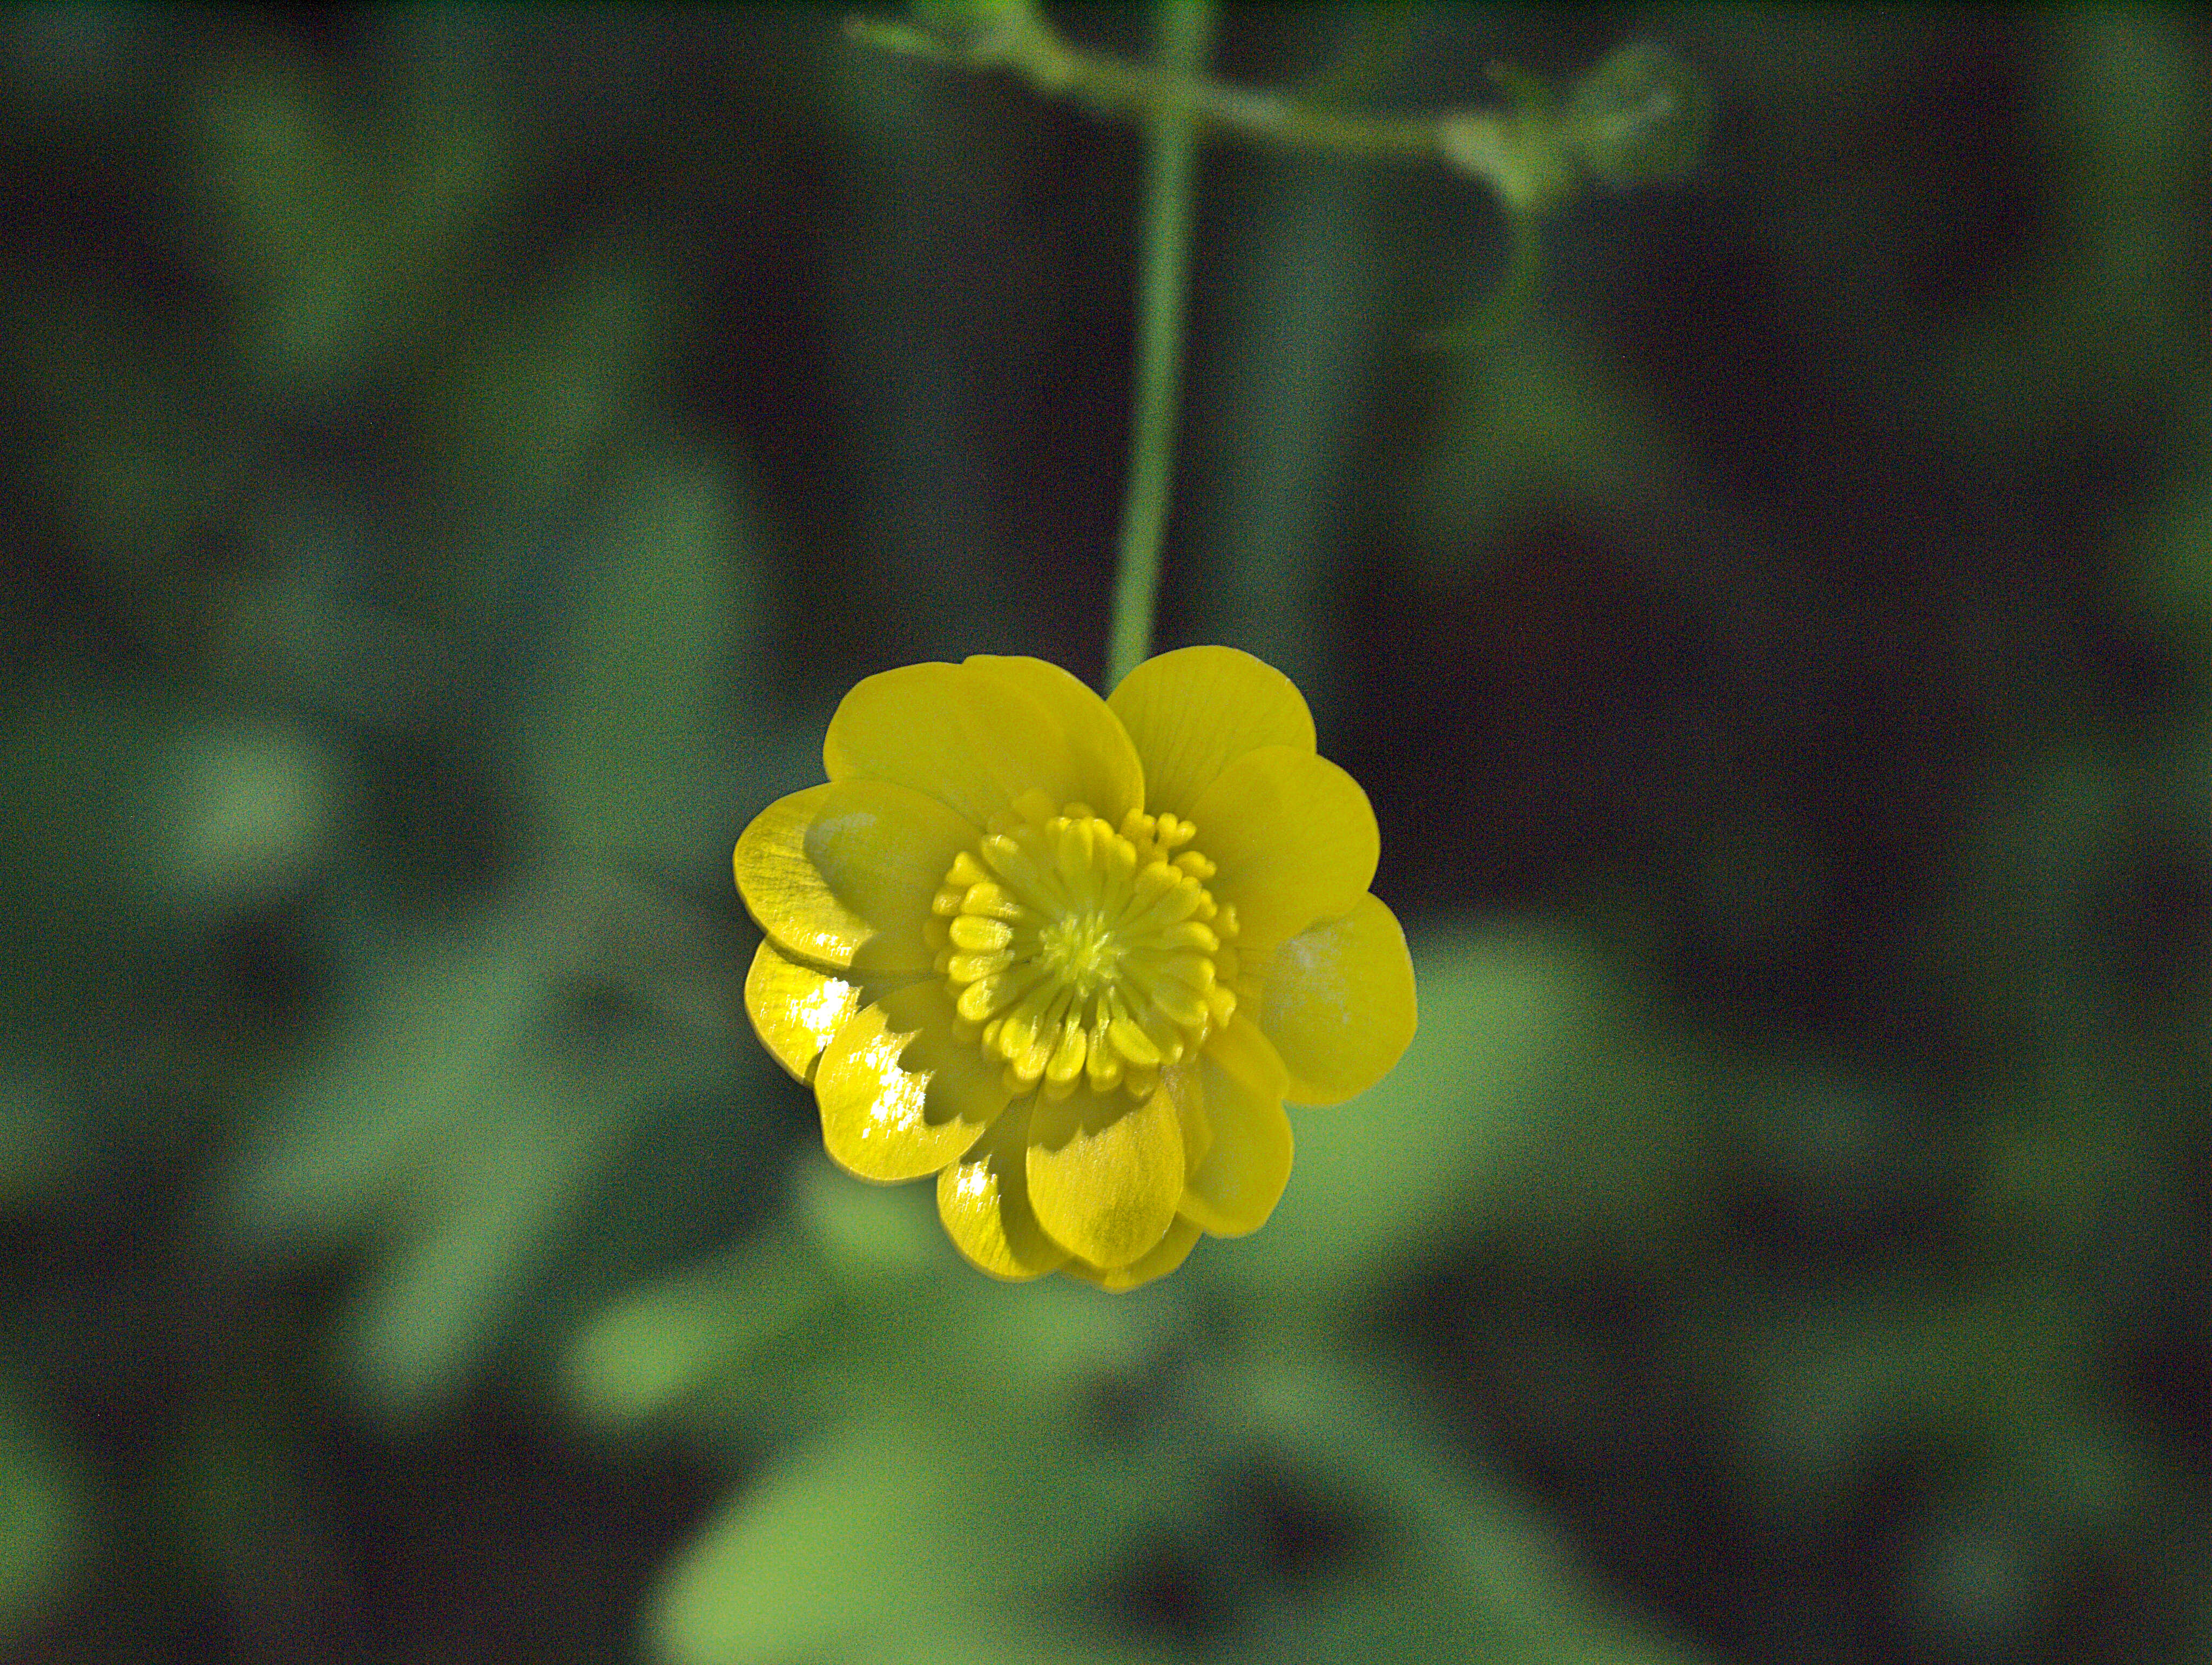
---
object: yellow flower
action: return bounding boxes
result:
[734,647,1417,1290]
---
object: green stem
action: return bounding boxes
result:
[846,5,1594,212]
[1104,0,1215,692]
[851,6,1436,166]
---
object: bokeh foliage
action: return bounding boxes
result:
[0,8,2203,1664]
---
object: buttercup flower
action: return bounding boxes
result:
[734,647,1416,1289]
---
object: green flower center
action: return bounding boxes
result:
[930,796,1240,1100]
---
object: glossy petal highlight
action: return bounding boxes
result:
[1027,1084,1184,1270]
[734,784,872,970]
[815,985,1006,1182]
[936,1105,1070,1281]
[1256,891,1419,1106]
[744,939,862,1084]
[1189,744,1380,952]
[1177,1014,1293,1237]
[1109,646,1316,815]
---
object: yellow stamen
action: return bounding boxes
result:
[935,801,1237,1101]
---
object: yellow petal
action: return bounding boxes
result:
[814,984,1007,1182]
[744,938,862,1083]
[1255,891,1418,1105]
[804,777,977,972]
[935,1104,1070,1281]
[1062,1216,1202,1291]
[966,655,1144,825]
[1166,1064,1212,1178]
[823,661,1087,829]
[1188,744,1379,952]
[1025,1082,1184,1270]
[1108,646,1316,816]
[1178,1014,1293,1236]
[737,780,975,973]
[733,785,870,970]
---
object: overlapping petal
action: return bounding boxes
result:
[1109,646,1315,816]
[744,939,863,1083]
[936,1104,1069,1281]
[815,983,1007,1182]
[824,661,1088,829]
[1177,1014,1293,1236]
[1026,1084,1184,1270]
[1255,890,1418,1106]
[1063,1217,1202,1291]
[804,779,978,971]
[740,644,1416,1292]
[737,778,976,973]
[733,785,873,970]
[965,655,1144,825]
[1170,1066,1213,1179]
[1188,744,1379,952]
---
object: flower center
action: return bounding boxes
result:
[929,795,1240,1100]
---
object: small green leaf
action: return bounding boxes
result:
[567,1239,829,1428]
[336,1069,628,1416]
[218,924,549,1249]
[650,1416,1116,1665]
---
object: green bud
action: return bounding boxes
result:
[1562,40,1713,190]
[1437,65,1574,215]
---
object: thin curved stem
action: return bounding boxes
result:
[1104,0,1216,692]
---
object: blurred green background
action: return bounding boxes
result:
[0,7,2203,1664]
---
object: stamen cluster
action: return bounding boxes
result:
[930,798,1240,1099]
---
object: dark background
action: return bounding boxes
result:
[0,8,2203,1664]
